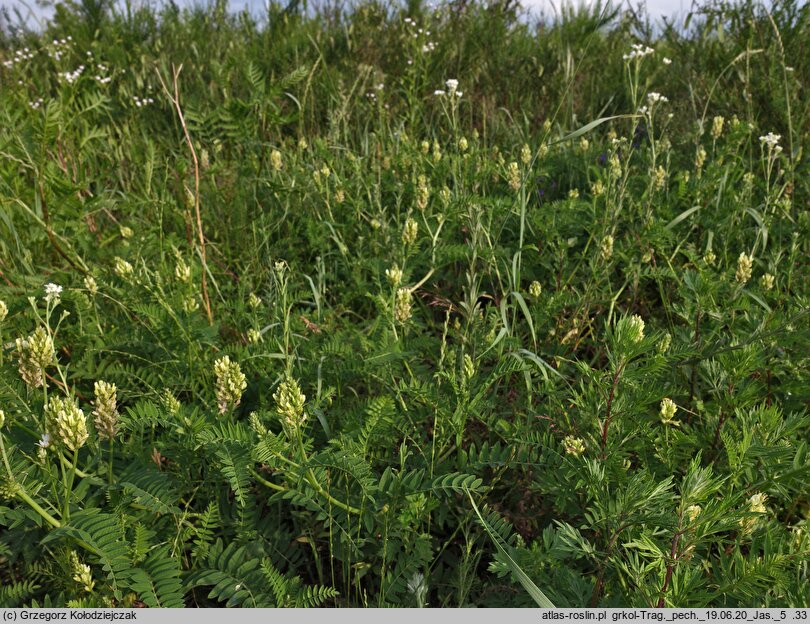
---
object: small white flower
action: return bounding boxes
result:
[38,433,51,448]
[759,132,781,148]
[647,92,668,104]
[623,43,655,61]
[663,57,672,65]
[445,78,459,94]
[434,89,445,96]
[44,283,63,303]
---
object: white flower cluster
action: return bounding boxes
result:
[29,98,44,110]
[365,82,384,101]
[638,92,669,115]
[2,47,35,68]
[623,43,654,61]
[59,65,85,84]
[132,95,155,107]
[47,36,73,61]
[94,64,112,84]
[404,17,437,62]
[435,78,462,98]
[44,282,63,304]
[759,132,781,148]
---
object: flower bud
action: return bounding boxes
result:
[760,273,774,290]
[93,380,119,441]
[402,218,418,246]
[16,326,55,389]
[395,287,413,324]
[506,161,521,191]
[70,551,95,593]
[114,257,134,279]
[385,265,403,286]
[55,397,88,451]
[161,389,181,416]
[248,293,262,309]
[520,144,532,165]
[600,235,614,260]
[274,378,307,430]
[618,314,645,344]
[270,149,282,171]
[660,398,680,426]
[214,356,247,414]
[736,252,753,284]
[563,435,585,457]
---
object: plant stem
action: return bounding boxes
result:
[600,361,625,460]
[108,443,114,486]
[0,435,61,528]
[656,530,683,608]
[297,435,360,515]
[62,446,79,521]
[249,466,286,492]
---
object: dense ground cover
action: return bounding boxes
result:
[0,0,808,608]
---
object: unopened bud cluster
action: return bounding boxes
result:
[114,257,134,279]
[70,551,95,593]
[506,162,521,191]
[46,395,88,451]
[402,218,418,246]
[740,493,768,534]
[214,356,247,414]
[270,149,283,171]
[415,175,430,211]
[563,435,585,457]
[16,326,55,388]
[395,287,413,324]
[274,377,307,430]
[659,398,679,426]
[161,389,181,415]
[736,252,753,284]
[386,265,403,286]
[686,504,702,522]
[619,314,645,344]
[93,380,119,440]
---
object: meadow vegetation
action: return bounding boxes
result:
[0,0,808,607]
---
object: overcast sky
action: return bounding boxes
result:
[5,0,692,30]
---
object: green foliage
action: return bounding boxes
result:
[0,0,808,608]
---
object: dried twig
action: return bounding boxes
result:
[156,63,213,325]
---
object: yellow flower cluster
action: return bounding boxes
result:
[16,326,55,389]
[274,377,307,430]
[214,356,247,414]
